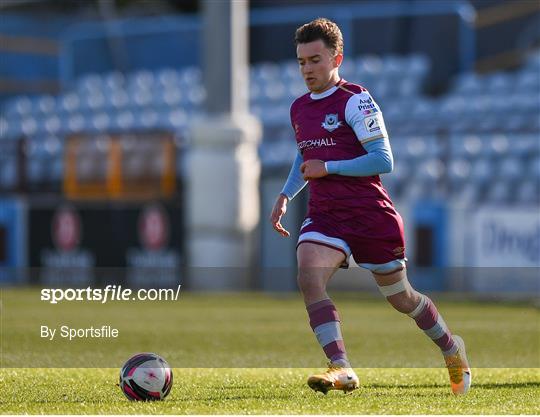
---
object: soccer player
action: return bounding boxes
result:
[270,18,471,395]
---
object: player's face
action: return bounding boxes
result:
[297,40,342,93]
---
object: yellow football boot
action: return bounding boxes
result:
[307,362,359,394]
[445,335,472,395]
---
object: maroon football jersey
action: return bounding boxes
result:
[290,80,394,215]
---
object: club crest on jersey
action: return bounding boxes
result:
[321,114,342,132]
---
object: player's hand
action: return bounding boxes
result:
[270,193,290,237]
[300,159,328,180]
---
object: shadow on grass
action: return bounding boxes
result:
[370,381,540,390]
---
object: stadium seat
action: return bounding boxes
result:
[59,92,81,113]
[508,134,538,157]
[36,95,57,115]
[44,115,62,135]
[106,88,130,109]
[356,55,383,76]
[280,60,300,82]
[528,156,540,179]
[113,110,135,130]
[262,81,286,102]
[128,86,154,108]
[408,54,430,76]
[104,71,126,91]
[65,113,87,133]
[167,108,188,129]
[21,117,39,137]
[515,180,539,205]
[452,73,483,94]
[484,181,512,204]
[381,55,405,78]
[252,62,280,84]
[483,134,508,157]
[484,72,513,92]
[497,157,522,181]
[447,158,472,185]
[450,134,482,159]
[157,68,181,88]
[185,85,206,107]
[470,158,491,184]
[77,73,104,95]
[90,112,111,132]
[179,67,202,87]
[453,182,482,206]
[415,158,445,182]
[516,70,540,93]
[129,70,156,90]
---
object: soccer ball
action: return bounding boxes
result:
[119,353,173,401]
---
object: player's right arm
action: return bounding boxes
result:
[270,151,307,237]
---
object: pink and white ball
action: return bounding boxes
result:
[119,353,173,401]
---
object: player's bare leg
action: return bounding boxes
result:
[373,268,471,394]
[297,243,359,394]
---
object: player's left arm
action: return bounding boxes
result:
[300,91,394,180]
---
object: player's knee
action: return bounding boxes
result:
[297,271,325,295]
[386,291,420,314]
[377,279,419,313]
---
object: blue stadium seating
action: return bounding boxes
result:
[1,50,539,206]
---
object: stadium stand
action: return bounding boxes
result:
[1,50,539,205]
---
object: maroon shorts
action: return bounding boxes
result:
[297,202,406,271]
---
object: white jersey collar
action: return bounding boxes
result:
[310,85,338,100]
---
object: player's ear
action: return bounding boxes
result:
[334,53,343,68]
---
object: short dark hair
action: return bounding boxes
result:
[295,18,344,55]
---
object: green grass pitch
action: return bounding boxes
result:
[1,288,539,414]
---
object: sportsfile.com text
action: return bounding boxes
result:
[40,285,182,304]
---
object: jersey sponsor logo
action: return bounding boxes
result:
[298,137,337,150]
[358,95,376,111]
[364,115,381,132]
[362,108,378,115]
[321,113,342,132]
[358,103,376,110]
[301,218,313,230]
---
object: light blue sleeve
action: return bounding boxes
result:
[325,137,394,176]
[280,151,307,200]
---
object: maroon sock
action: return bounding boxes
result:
[307,299,348,363]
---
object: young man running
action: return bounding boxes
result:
[270,18,471,395]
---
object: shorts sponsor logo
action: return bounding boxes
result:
[321,113,342,132]
[297,137,337,150]
[301,218,313,230]
[392,246,405,257]
[364,115,381,132]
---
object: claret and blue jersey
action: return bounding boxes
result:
[284,79,407,268]
[289,80,393,208]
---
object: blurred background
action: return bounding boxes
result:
[0,0,538,298]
